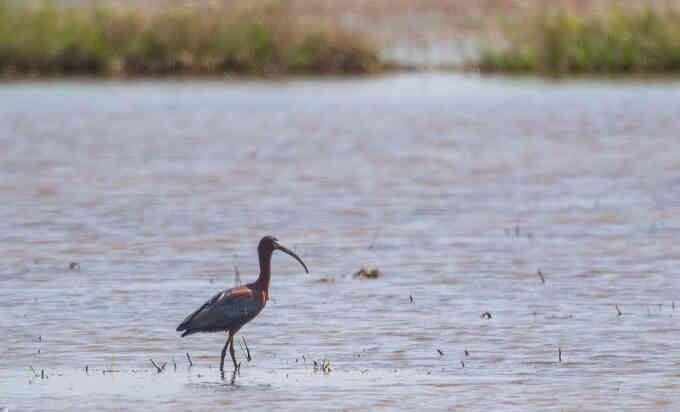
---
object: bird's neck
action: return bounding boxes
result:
[254,250,272,292]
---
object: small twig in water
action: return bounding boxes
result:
[233,263,241,287]
[537,269,545,284]
[409,295,414,303]
[558,347,562,363]
[186,352,193,367]
[437,349,444,356]
[150,359,165,373]
[615,305,622,316]
[460,360,465,368]
[240,336,252,362]
[173,357,177,372]
[368,227,381,249]
[29,365,39,377]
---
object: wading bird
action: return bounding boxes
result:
[177,236,309,375]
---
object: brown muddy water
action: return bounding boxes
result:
[1,73,680,410]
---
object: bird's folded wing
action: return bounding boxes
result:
[177,286,261,334]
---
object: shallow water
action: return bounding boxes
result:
[1,73,680,410]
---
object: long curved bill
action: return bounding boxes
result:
[275,242,309,274]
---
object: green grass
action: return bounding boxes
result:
[479,7,680,74]
[0,0,382,76]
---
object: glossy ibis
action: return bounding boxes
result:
[177,236,309,374]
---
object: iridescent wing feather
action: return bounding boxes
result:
[177,286,264,337]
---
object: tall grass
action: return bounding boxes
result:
[0,0,382,75]
[479,7,680,74]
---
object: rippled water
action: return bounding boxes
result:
[2,74,680,410]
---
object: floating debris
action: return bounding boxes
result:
[353,267,382,279]
[464,349,470,357]
[615,305,622,316]
[409,295,414,303]
[558,347,562,363]
[537,269,545,283]
[69,262,80,271]
[186,352,193,367]
[548,314,573,320]
[437,349,444,356]
[313,359,333,373]
[480,312,492,319]
[460,360,465,368]
[313,276,336,283]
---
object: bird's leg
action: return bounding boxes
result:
[229,334,240,374]
[220,332,233,374]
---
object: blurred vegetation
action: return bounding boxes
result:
[479,7,680,74]
[0,0,382,76]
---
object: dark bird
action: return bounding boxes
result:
[176,236,309,374]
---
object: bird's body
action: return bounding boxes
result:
[176,236,308,375]
[177,283,266,337]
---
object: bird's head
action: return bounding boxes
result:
[258,235,309,273]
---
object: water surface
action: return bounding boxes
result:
[1,74,680,410]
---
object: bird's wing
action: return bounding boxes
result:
[177,285,264,336]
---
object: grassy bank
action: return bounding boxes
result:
[479,7,680,74]
[0,0,382,76]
